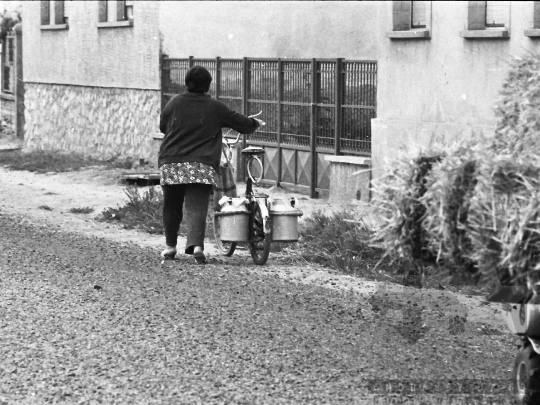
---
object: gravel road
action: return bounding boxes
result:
[0,209,520,404]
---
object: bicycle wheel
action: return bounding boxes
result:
[248,199,271,265]
[211,192,237,256]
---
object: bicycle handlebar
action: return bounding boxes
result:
[223,111,265,146]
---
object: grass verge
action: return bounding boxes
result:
[100,186,213,236]
[0,150,131,173]
[69,207,95,214]
[99,187,486,293]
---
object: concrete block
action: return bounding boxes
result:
[325,155,371,204]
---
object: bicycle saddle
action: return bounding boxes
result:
[241,146,265,156]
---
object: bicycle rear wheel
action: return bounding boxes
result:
[248,199,271,265]
[211,192,237,256]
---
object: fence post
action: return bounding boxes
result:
[277,58,283,187]
[188,56,194,68]
[310,58,318,199]
[239,57,249,182]
[334,58,344,156]
[215,57,221,101]
[14,24,24,139]
[160,53,168,112]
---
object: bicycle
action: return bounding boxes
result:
[213,113,273,265]
[211,129,241,257]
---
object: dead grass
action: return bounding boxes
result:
[0,149,131,173]
[68,207,95,214]
[100,186,214,237]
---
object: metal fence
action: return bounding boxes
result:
[162,56,377,197]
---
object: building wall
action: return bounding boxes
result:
[0,96,15,119]
[371,1,540,178]
[22,1,161,161]
[158,1,381,59]
[24,83,160,161]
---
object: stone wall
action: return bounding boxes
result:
[24,83,161,165]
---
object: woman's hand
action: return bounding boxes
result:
[254,118,265,127]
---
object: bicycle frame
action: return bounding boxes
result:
[245,175,271,236]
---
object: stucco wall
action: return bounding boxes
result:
[372,1,540,178]
[22,1,160,89]
[24,83,161,164]
[159,1,381,59]
[0,96,15,119]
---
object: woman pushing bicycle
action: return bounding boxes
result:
[158,65,263,263]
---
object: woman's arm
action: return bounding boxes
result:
[221,107,260,135]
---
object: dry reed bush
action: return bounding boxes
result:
[370,147,445,271]
[467,156,540,289]
[466,51,540,289]
[372,52,540,290]
[491,52,540,156]
[420,140,484,283]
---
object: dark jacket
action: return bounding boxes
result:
[158,92,259,171]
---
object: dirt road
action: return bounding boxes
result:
[0,167,518,404]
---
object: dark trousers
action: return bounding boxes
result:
[162,183,212,254]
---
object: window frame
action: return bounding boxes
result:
[459,1,510,39]
[387,1,431,40]
[525,1,540,38]
[1,37,15,94]
[40,0,69,31]
[411,1,428,29]
[97,0,134,29]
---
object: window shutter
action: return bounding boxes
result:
[41,0,50,25]
[54,0,64,25]
[393,1,412,31]
[98,0,107,22]
[468,1,486,30]
[117,0,126,21]
[534,1,540,29]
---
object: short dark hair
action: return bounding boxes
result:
[185,65,212,94]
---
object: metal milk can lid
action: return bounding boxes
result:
[269,197,303,216]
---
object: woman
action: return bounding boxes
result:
[158,65,261,263]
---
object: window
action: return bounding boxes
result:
[411,1,427,29]
[525,2,540,37]
[40,0,68,30]
[485,1,508,28]
[387,1,431,39]
[460,1,509,38]
[98,0,133,28]
[2,38,14,94]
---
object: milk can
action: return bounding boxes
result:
[269,197,303,242]
[215,197,250,242]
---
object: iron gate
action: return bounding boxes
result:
[162,56,377,198]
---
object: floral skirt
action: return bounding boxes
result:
[160,162,217,186]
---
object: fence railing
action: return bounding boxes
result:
[162,56,377,156]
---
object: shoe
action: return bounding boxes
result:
[161,246,177,260]
[193,247,207,264]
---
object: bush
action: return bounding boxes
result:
[370,147,445,277]
[492,52,540,156]
[100,186,215,238]
[101,186,164,234]
[296,209,389,279]
[421,142,481,280]
[372,52,540,291]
